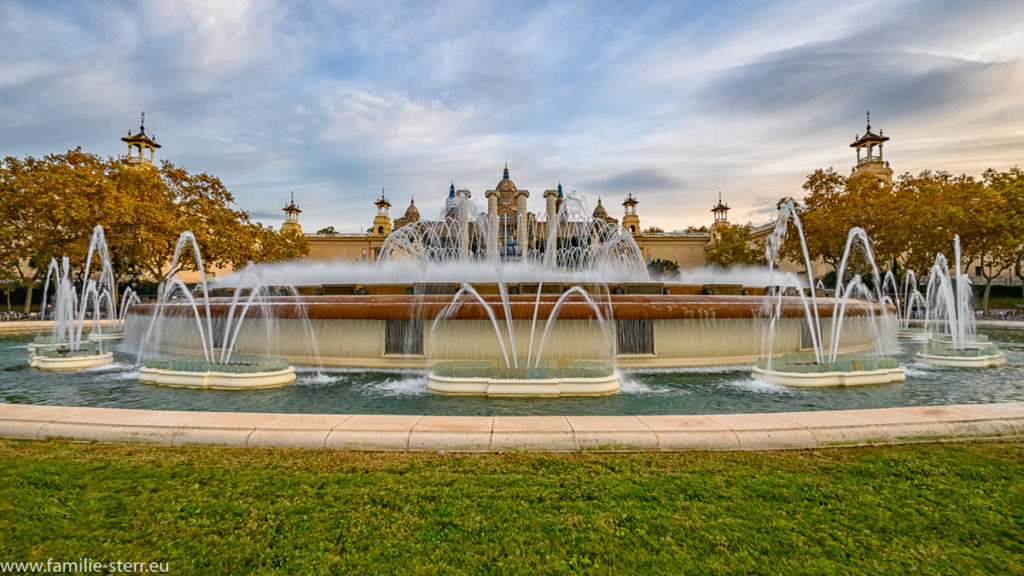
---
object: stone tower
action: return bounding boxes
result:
[281,192,302,235]
[372,191,393,237]
[710,192,730,244]
[622,193,641,236]
[121,112,161,167]
[849,111,893,186]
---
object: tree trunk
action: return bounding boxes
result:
[1017,261,1024,304]
[22,282,33,314]
[982,280,993,315]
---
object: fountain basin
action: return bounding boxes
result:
[752,354,905,387]
[138,355,296,390]
[897,328,930,340]
[428,360,620,396]
[125,292,895,370]
[915,341,1007,368]
[88,331,124,342]
[29,351,114,371]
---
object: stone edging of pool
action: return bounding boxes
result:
[1,402,1022,452]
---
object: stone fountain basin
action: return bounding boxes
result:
[126,293,895,370]
[751,365,906,387]
[29,351,114,371]
[897,328,930,340]
[138,365,296,390]
[427,373,620,397]
[915,350,1007,368]
[428,360,620,397]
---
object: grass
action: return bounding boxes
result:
[1,440,1022,575]
[980,295,1024,311]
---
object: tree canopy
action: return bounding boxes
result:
[705,224,766,268]
[785,167,1024,311]
[0,149,307,310]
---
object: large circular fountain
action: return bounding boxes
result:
[122,197,905,396]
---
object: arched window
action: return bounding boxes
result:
[378,226,384,235]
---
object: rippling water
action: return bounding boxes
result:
[2,329,1023,416]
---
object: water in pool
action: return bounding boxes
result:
[2,329,1023,416]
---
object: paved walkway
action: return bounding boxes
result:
[1,402,1021,452]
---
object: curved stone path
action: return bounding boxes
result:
[1,402,1022,452]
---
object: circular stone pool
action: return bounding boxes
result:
[1,329,1022,417]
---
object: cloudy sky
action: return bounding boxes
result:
[2,0,1023,233]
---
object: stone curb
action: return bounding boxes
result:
[1,402,1023,452]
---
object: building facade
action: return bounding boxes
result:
[297,165,737,268]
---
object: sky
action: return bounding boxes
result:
[2,0,1023,234]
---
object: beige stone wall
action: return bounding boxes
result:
[634,235,710,268]
[307,235,386,263]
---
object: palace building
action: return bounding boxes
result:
[298,164,748,268]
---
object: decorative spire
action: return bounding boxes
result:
[866,110,871,132]
[449,182,455,198]
[140,111,146,134]
[557,181,563,197]
[283,192,301,214]
[503,163,509,179]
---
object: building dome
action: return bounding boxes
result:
[496,164,518,208]
[593,197,608,219]
[404,197,420,222]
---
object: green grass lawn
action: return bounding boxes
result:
[981,295,1024,312]
[1,439,1022,575]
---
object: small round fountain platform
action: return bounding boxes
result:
[138,355,296,390]
[88,331,124,343]
[428,361,620,397]
[752,354,905,388]
[916,337,1007,368]
[29,348,114,371]
[897,327,930,340]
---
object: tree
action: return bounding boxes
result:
[0,149,308,311]
[249,225,309,263]
[784,169,854,272]
[647,258,679,278]
[317,226,337,234]
[706,225,766,267]
[975,168,1024,312]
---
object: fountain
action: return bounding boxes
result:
[915,237,1006,368]
[751,203,905,387]
[123,196,895,399]
[424,282,620,396]
[132,232,309,389]
[28,226,117,370]
[890,270,930,340]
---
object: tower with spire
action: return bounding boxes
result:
[121,112,161,167]
[622,193,641,236]
[710,192,730,244]
[281,192,303,235]
[372,189,393,237]
[850,111,893,186]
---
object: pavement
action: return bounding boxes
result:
[1,402,1021,452]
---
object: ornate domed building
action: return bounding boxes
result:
[393,197,420,231]
[592,197,617,225]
